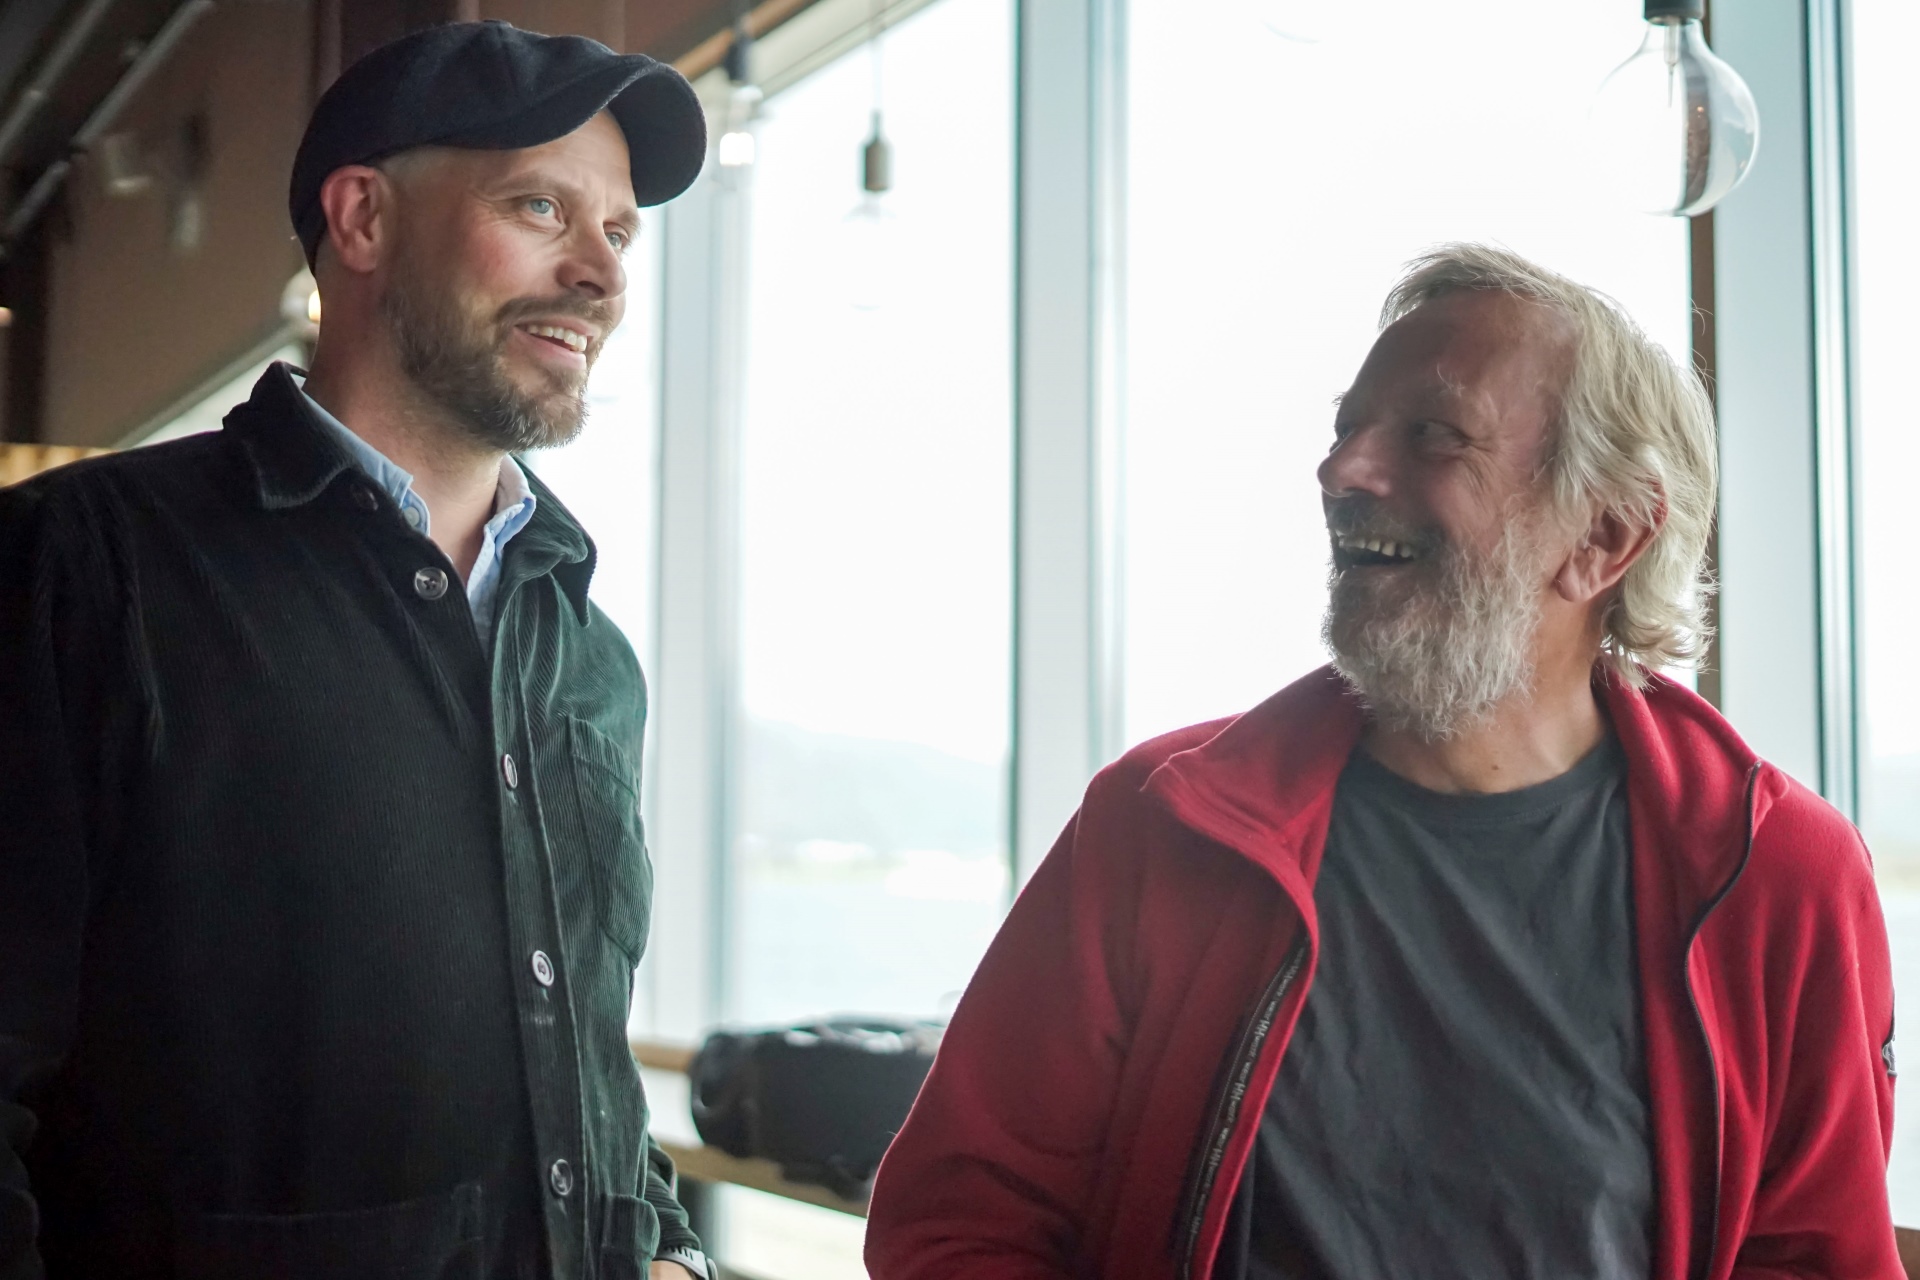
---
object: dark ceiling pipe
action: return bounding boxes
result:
[0,0,121,173]
[0,0,215,253]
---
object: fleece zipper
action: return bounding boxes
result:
[1175,937,1310,1280]
[1684,762,1761,1280]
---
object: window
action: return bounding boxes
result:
[1844,0,1920,1220]
[725,0,1015,1025]
[1120,0,1694,744]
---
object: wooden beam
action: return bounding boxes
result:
[655,1139,870,1218]
[631,1036,697,1074]
[672,0,819,79]
[0,442,112,485]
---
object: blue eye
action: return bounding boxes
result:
[528,197,556,216]
[607,228,630,251]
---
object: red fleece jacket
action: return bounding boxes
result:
[866,667,1899,1280]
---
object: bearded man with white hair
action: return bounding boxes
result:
[865,244,1901,1280]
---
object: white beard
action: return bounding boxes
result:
[1323,514,1550,741]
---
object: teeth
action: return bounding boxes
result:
[1335,533,1418,561]
[523,324,588,353]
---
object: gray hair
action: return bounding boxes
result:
[1379,243,1718,685]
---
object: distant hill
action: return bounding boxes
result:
[736,717,1006,858]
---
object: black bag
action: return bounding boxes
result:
[687,1017,942,1199]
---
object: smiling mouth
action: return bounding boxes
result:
[516,323,590,355]
[1333,533,1423,568]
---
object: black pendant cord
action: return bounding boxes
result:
[863,0,892,194]
[725,15,752,85]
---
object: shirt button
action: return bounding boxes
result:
[548,1158,574,1198]
[351,486,378,512]
[413,567,448,600]
[501,753,519,789]
[402,506,424,530]
[530,949,554,987]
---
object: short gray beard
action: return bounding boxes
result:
[380,253,591,455]
[1323,513,1550,742]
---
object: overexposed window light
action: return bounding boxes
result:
[719,125,758,168]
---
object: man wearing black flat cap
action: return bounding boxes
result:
[0,22,712,1280]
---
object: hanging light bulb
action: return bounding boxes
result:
[841,0,897,310]
[1592,0,1758,217]
[718,21,762,169]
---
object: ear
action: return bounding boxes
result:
[315,165,397,275]
[1552,499,1664,607]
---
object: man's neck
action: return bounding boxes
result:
[1361,663,1608,796]
[303,353,503,582]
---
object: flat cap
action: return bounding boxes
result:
[289,21,706,263]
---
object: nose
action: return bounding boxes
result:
[562,224,627,302]
[1318,422,1394,500]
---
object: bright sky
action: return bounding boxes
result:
[734,0,1014,765]
[524,238,662,657]
[1122,0,1693,745]
[1851,1,1920,773]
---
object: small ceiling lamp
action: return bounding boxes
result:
[1593,0,1758,217]
[718,20,762,169]
[842,0,897,309]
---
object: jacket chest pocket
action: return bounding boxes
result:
[561,716,654,966]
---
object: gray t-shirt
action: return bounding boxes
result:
[1211,738,1653,1279]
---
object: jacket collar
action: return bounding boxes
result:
[1142,662,1757,913]
[225,361,358,510]
[224,361,595,624]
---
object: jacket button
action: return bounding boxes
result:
[501,753,519,789]
[548,1158,574,1198]
[413,567,449,600]
[351,485,378,512]
[530,950,554,987]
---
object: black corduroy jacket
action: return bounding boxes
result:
[0,364,696,1280]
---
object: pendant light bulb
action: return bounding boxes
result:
[1591,1,1758,217]
[844,4,897,310]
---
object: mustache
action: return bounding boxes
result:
[494,295,618,344]
[1324,495,1441,555]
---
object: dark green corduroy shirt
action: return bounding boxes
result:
[0,363,696,1280]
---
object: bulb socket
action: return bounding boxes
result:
[724,22,752,84]
[1644,0,1704,20]
[863,133,892,193]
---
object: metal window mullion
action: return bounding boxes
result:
[1011,0,1123,884]
[1807,0,1860,817]
[643,168,735,1040]
[1709,0,1855,805]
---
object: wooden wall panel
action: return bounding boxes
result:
[18,0,808,447]
[40,3,310,446]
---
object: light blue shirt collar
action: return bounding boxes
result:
[297,381,537,644]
